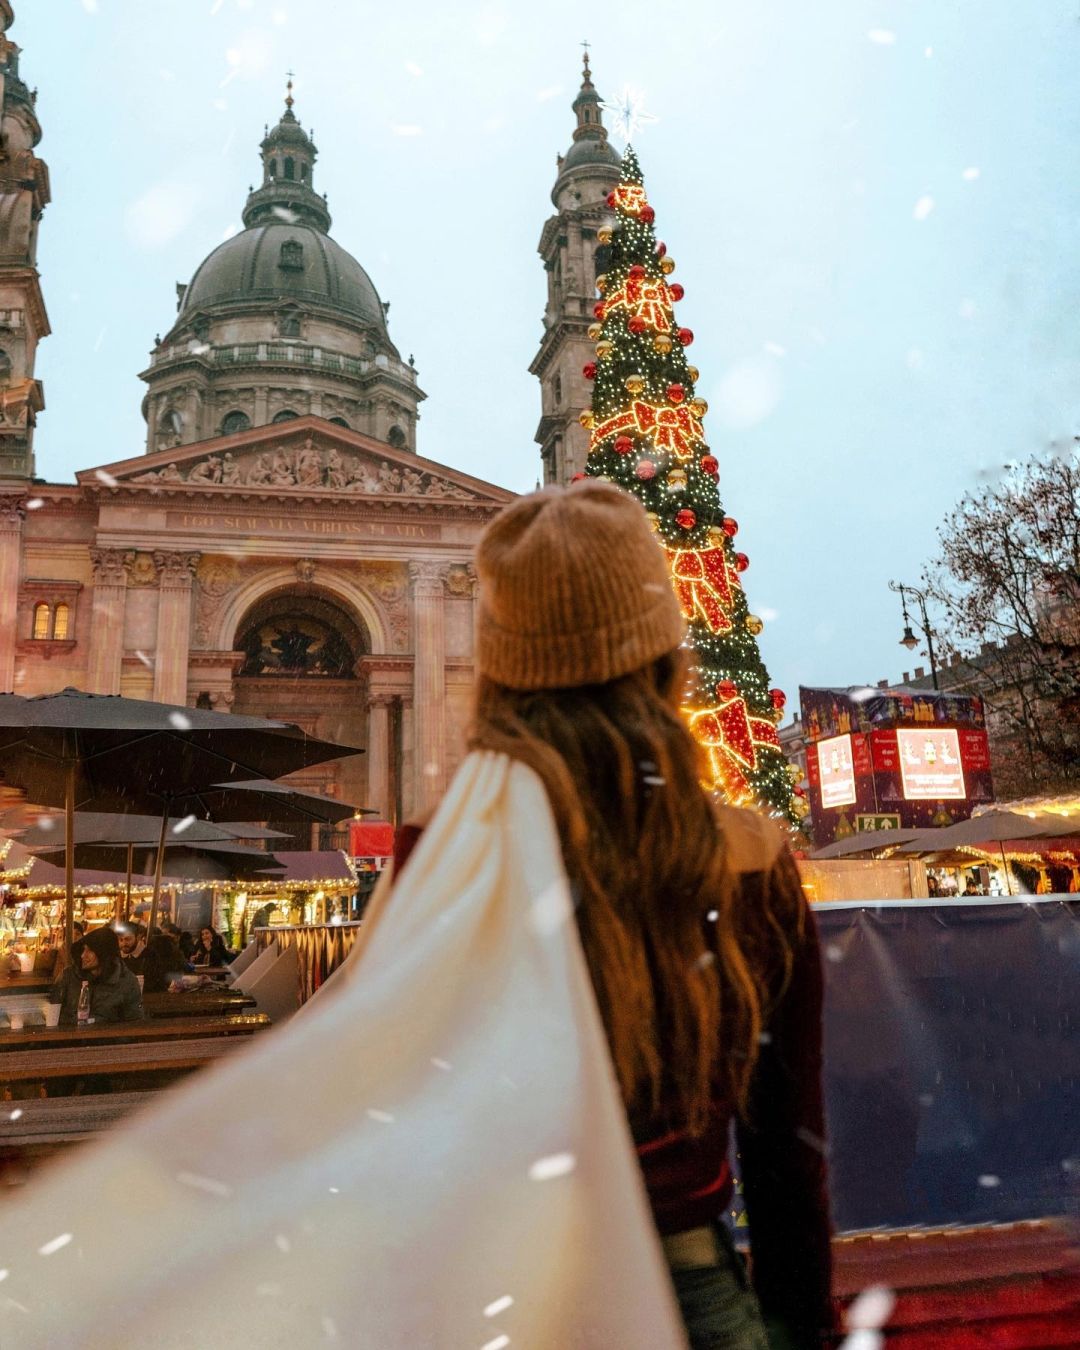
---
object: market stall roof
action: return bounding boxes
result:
[895,811,1080,854]
[272,851,356,883]
[14,812,288,848]
[29,840,286,883]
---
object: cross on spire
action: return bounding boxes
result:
[581,39,591,79]
[285,69,295,110]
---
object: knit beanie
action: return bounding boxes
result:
[475,480,685,690]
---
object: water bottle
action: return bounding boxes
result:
[76,979,91,1026]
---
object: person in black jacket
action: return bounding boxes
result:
[53,926,144,1026]
[190,925,230,967]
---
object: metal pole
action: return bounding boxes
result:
[917,590,940,690]
[64,761,75,951]
[147,807,169,936]
[123,841,134,923]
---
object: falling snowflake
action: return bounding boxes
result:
[134,650,154,668]
[38,1233,73,1257]
[431,1057,453,1072]
[94,469,118,488]
[275,1234,291,1252]
[481,1337,510,1350]
[977,1174,1001,1188]
[847,1285,896,1331]
[25,498,43,510]
[366,1108,395,1124]
[530,881,572,935]
[168,712,192,731]
[867,29,896,45]
[484,1295,514,1318]
[600,86,658,145]
[9,1108,23,1120]
[404,61,424,77]
[763,341,787,357]
[913,195,935,221]
[962,166,980,181]
[171,815,196,835]
[391,124,423,138]
[271,205,299,224]
[321,1317,339,1341]
[529,1152,576,1181]
[176,1170,232,1197]
[80,0,99,12]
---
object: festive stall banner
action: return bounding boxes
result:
[897,728,966,800]
[818,734,857,809]
[800,685,987,743]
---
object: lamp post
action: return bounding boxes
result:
[889,580,940,690]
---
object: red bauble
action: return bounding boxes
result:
[700,454,719,477]
[770,688,787,710]
[678,327,694,346]
[666,382,685,403]
[734,552,749,573]
[628,315,647,334]
[668,282,685,301]
[640,205,656,223]
[593,302,606,321]
[614,435,634,455]
[675,507,696,530]
[583,362,597,380]
[636,459,657,480]
[794,785,807,798]
[628,263,646,280]
[606,191,617,208]
[656,240,667,257]
[716,679,738,701]
[571,473,586,483]
[722,517,739,538]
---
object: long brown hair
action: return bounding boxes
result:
[471,650,795,1136]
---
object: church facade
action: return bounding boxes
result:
[0,10,513,824]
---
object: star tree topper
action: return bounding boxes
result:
[600,86,658,146]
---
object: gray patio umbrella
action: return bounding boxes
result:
[31,839,285,888]
[166,778,371,825]
[0,689,359,944]
[809,828,929,859]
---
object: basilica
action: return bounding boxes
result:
[0,5,621,822]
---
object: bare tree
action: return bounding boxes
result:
[922,451,1080,798]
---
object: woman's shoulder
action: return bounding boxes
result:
[711,802,786,876]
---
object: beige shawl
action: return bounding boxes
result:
[0,752,686,1348]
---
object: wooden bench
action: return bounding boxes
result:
[1,1090,157,1145]
[143,991,256,1019]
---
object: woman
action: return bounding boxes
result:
[190,925,229,967]
[54,925,144,1026]
[395,483,834,1348]
[141,932,187,994]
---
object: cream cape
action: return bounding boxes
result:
[0,752,687,1349]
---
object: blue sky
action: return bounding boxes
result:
[16,0,1080,703]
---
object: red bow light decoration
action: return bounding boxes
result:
[689,695,782,801]
[613,183,649,216]
[605,275,674,333]
[592,400,705,461]
[667,547,740,634]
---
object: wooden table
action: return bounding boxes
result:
[0,1014,268,1054]
[143,991,256,1018]
[0,972,54,996]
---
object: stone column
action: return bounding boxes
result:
[153,550,200,705]
[409,561,447,815]
[85,548,129,695]
[364,691,394,818]
[0,499,24,692]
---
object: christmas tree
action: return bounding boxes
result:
[582,147,802,825]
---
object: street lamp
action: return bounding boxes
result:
[889,580,939,690]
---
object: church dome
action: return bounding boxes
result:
[561,135,620,171]
[179,222,388,331]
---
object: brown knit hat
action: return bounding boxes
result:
[475,480,685,690]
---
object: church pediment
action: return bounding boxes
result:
[78,417,513,506]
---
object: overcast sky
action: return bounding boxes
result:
[16,0,1080,704]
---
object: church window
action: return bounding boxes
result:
[269,159,278,179]
[278,307,302,338]
[284,157,295,181]
[279,238,304,272]
[553,374,562,406]
[52,604,70,641]
[387,424,406,449]
[328,416,350,428]
[158,408,182,435]
[300,162,309,182]
[221,410,252,436]
[0,348,11,382]
[272,409,299,423]
[236,592,368,679]
[32,602,50,640]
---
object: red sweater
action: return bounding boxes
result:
[393,805,833,1346]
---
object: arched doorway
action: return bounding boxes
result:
[232,589,370,844]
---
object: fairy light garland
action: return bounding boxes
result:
[582,146,798,825]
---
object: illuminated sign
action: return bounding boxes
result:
[818,733,857,809]
[897,728,966,800]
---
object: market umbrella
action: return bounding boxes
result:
[165,778,371,825]
[810,828,928,860]
[30,840,285,885]
[0,689,359,944]
[894,810,1080,894]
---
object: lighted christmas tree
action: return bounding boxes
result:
[582,147,802,825]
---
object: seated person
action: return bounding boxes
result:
[190,925,230,967]
[116,924,145,975]
[141,933,188,994]
[164,921,195,963]
[53,926,145,1026]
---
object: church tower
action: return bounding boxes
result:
[0,1,49,480]
[529,53,620,487]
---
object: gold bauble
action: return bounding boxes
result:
[597,226,613,245]
[653,333,673,354]
[771,708,784,725]
[595,273,608,293]
[595,339,614,359]
[587,322,603,341]
[667,468,688,492]
[645,512,660,533]
[660,256,676,275]
[579,409,595,429]
[691,397,709,419]
[792,796,811,819]
[787,764,803,784]
[746,614,764,636]
[624,374,646,395]
[706,525,725,548]
[687,365,700,383]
